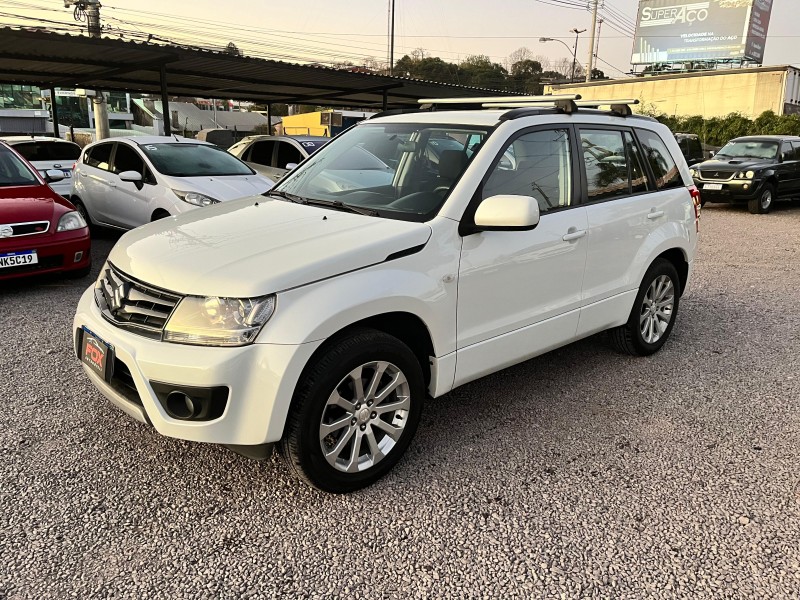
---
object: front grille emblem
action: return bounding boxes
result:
[0,225,12,238]
[106,270,131,313]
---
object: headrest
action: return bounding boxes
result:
[438,150,467,180]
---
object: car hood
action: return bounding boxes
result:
[108,196,432,297]
[162,174,275,201]
[695,158,775,172]
[0,184,73,226]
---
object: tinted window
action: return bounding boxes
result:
[626,132,651,194]
[85,143,113,170]
[0,146,38,187]
[248,140,274,165]
[780,142,795,161]
[112,144,144,175]
[140,143,253,177]
[483,128,572,213]
[715,140,779,160]
[12,141,80,162]
[580,130,632,201]
[636,129,682,190]
[276,142,303,169]
[793,142,800,158]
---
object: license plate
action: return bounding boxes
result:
[0,250,38,269]
[704,183,723,191]
[80,327,113,382]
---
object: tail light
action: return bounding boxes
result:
[689,185,701,232]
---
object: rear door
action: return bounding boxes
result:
[80,142,116,224]
[577,126,683,337]
[777,141,799,197]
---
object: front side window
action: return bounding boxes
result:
[112,144,145,175]
[0,146,39,187]
[482,128,572,213]
[85,143,113,170]
[636,129,682,190]
[780,142,795,162]
[274,123,490,221]
[140,143,254,177]
[276,142,303,169]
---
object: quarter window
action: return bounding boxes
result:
[636,129,682,190]
[482,128,573,213]
[85,143,113,171]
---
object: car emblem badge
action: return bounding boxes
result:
[106,275,130,313]
[0,225,13,238]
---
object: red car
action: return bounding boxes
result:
[1,141,91,281]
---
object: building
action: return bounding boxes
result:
[132,99,272,138]
[545,65,800,119]
[279,109,375,137]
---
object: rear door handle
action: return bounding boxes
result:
[562,229,587,242]
[647,210,665,220]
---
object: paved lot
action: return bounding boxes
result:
[2,202,799,599]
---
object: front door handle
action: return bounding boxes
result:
[562,229,587,242]
[647,210,665,220]
[107,180,117,188]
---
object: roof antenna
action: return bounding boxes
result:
[173,133,180,142]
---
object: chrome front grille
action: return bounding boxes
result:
[0,220,50,237]
[699,170,735,182]
[95,264,182,339]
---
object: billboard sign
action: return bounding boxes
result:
[632,0,774,65]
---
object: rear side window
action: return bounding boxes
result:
[636,129,682,190]
[580,129,633,201]
[13,141,81,162]
[85,143,113,170]
[248,140,275,166]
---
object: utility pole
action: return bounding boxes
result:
[570,28,586,83]
[586,0,599,82]
[67,0,110,139]
[389,0,396,75]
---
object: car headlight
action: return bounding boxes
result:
[57,210,87,232]
[689,168,697,178]
[163,295,276,346]
[172,190,220,207]
[745,170,755,179]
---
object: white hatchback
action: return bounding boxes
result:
[1,136,81,197]
[74,98,700,492]
[70,136,274,230]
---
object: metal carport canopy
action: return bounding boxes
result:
[0,28,513,108]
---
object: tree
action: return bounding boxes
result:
[225,42,241,57]
[590,68,606,80]
[509,59,543,93]
[458,55,508,89]
[394,54,459,84]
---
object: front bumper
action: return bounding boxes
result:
[694,178,763,203]
[0,227,90,281]
[73,286,322,446]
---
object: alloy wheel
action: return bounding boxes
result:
[639,275,675,344]
[319,361,411,473]
[760,189,772,211]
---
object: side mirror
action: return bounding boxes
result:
[44,169,65,182]
[473,195,540,231]
[118,170,143,183]
[285,162,298,171]
[708,151,715,158]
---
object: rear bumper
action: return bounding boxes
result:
[0,227,90,280]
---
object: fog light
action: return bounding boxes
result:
[165,391,201,420]
[74,251,83,263]
[743,184,750,190]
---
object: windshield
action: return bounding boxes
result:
[13,141,81,162]
[0,146,39,187]
[716,140,779,160]
[273,123,489,221]
[140,143,254,177]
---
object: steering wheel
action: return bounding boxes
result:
[433,185,451,196]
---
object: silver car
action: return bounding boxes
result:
[227,135,329,182]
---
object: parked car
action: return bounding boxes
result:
[1,136,81,198]
[228,135,329,181]
[673,133,706,167]
[690,135,800,213]
[74,101,700,492]
[71,136,274,230]
[0,141,90,281]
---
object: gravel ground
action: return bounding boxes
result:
[1,202,799,599]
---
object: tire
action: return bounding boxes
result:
[748,183,774,214]
[151,209,170,221]
[610,258,680,357]
[279,328,424,493]
[71,198,95,232]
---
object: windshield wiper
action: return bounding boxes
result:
[266,190,306,204]
[303,198,379,217]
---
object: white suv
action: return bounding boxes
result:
[70,136,274,230]
[73,99,700,492]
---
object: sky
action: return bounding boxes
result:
[1,0,797,79]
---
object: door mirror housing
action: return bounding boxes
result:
[44,169,65,183]
[118,170,143,183]
[473,195,541,231]
[285,162,298,171]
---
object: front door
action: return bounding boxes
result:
[455,127,587,387]
[109,142,155,228]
